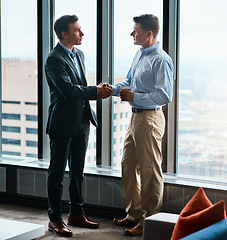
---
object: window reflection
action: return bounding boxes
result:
[113,0,163,168]
[1,0,37,158]
[178,0,227,179]
[54,0,97,166]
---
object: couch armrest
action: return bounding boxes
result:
[143,213,179,240]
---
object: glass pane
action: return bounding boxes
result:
[1,0,37,158]
[178,0,227,179]
[55,0,97,166]
[113,0,163,168]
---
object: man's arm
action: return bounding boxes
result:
[45,55,111,101]
[111,67,132,96]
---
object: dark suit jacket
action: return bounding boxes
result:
[45,43,97,137]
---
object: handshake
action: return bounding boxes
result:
[97,82,113,99]
[97,83,135,102]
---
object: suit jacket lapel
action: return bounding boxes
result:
[56,43,83,85]
[75,51,87,86]
[64,54,81,80]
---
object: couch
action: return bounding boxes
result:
[181,218,227,240]
[143,213,227,240]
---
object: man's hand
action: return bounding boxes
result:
[120,89,135,102]
[97,82,113,99]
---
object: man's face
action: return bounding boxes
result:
[130,23,150,48]
[63,21,84,46]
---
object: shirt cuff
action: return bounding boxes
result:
[133,93,141,105]
[111,85,120,96]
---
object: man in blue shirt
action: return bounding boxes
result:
[112,14,174,236]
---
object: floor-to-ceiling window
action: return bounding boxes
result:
[1,0,38,158]
[112,0,163,168]
[177,0,227,179]
[54,0,97,166]
[1,0,227,183]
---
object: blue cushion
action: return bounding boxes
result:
[181,219,227,240]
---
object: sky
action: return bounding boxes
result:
[1,0,37,59]
[1,0,227,74]
[1,0,162,75]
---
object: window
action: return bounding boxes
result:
[2,126,20,133]
[26,115,38,122]
[55,0,97,167]
[26,128,38,134]
[2,113,20,120]
[26,140,38,147]
[2,151,21,156]
[112,0,163,168]
[2,101,20,104]
[26,153,38,158]
[25,102,38,106]
[2,139,20,145]
[177,0,227,179]
[1,0,37,158]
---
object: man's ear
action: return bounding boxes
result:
[61,31,67,39]
[147,30,153,38]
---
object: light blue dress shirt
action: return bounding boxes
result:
[59,42,81,78]
[112,42,174,109]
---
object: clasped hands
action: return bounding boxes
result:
[97,83,134,102]
[119,88,135,102]
[97,82,113,99]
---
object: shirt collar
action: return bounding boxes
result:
[59,41,77,56]
[140,42,160,56]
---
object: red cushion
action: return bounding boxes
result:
[171,188,226,240]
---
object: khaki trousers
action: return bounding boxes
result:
[121,110,165,226]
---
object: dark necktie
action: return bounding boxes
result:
[75,52,87,86]
[70,52,81,79]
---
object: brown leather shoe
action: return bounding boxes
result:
[125,224,143,236]
[113,218,137,227]
[48,220,73,237]
[68,214,99,229]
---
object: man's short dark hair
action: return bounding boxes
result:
[54,15,79,40]
[133,14,159,38]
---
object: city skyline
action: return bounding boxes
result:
[2,0,227,179]
[2,58,227,179]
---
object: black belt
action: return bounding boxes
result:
[132,107,161,113]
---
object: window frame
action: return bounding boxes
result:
[38,0,53,159]
[164,0,179,174]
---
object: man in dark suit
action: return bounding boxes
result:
[45,14,112,237]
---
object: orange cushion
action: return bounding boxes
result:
[171,188,226,240]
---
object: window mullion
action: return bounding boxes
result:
[166,0,179,173]
[39,0,52,159]
[100,0,113,166]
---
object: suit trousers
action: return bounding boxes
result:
[121,110,165,226]
[47,120,90,222]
